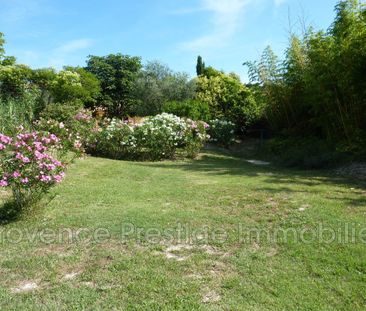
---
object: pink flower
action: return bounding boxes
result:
[42,137,51,144]
[0,143,5,150]
[0,180,8,187]
[35,150,45,160]
[53,174,64,183]
[52,159,62,167]
[12,171,21,178]
[39,175,52,183]
[0,134,12,144]
[21,178,29,184]
[45,163,56,171]
[49,134,59,142]
[22,156,30,164]
[34,142,45,151]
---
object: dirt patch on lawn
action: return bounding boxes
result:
[11,281,39,294]
[162,244,228,261]
[202,289,221,303]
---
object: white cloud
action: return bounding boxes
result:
[55,39,94,54]
[178,0,286,52]
[0,0,53,23]
[180,0,254,52]
[48,39,94,69]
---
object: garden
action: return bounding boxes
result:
[0,0,366,309]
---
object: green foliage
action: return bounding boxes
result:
[40,101,84,122]
[0,32,15,66]
[244,0,366,153]
[62,66,101,106]
[0,64,33,99]
[0,32,4,60]
[90,118,138,159]
[196,72,263,130]
[132,61,196,116]
[86,54,142,117]
[265,137,347,169]
[0,89,41,134]
[163,100,211,121]
[49,68,100,105]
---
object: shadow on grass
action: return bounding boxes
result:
[0,200,23,224]
[136,148,366,204]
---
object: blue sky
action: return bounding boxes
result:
[0,0,339,81]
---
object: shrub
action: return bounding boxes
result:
[208,119,236,147]
[0,89,41,135]
[40,101,83,122]
[163,100,211,122]
[89,118,138,159]
[35,105,95,158]
[135,113,188,160]
[89,113,209,160]
[184,119,210,158]
[0,130,65,211]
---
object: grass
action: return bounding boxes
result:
[0,149,365,310]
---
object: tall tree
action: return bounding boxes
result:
[196,56,205,76]
[0,32,5,61]
[86,54,142,117]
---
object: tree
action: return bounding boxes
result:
[196,56,205,76]
[0,64,33,99]
[0,33,16,66]
[243,0,366,152]
[86,54,142,117]
[0,32,5,61]
[132,61,196,116]
[63,66,101,107]
[196,71,262,130]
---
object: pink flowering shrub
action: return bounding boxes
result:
[35,108,95,158]
[0,130,65,209]
[183,119,210,158]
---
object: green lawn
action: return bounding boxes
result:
[0,150,366,310]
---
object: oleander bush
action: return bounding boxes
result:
[89,113,209,160]
[208,119,236,147]
[35,104,96,158]
[89,118,139,159]
[0,130,66,212]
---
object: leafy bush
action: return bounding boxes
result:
[163,100,211,121]
[40,101,84,122]
[0,89,41,135]
[0,131,65,210]
[195,72,262,131]
[208,119,236,147]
